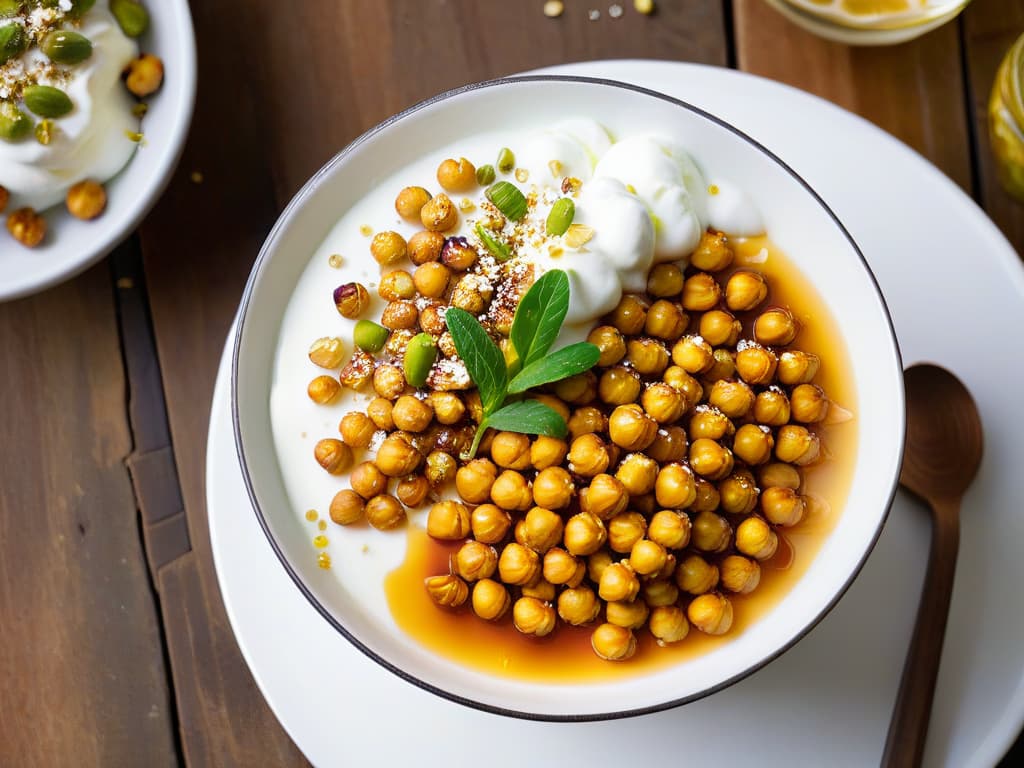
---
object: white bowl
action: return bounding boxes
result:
[232,76,905,720]
[0,0,197,302]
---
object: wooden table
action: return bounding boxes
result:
[2,0,1023,764]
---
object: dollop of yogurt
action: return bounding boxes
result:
[0,2,139,211]
[516,118,613,186]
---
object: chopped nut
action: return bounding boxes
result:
[564,223,595,248]
[124,54,164,98]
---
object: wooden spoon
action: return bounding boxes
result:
[882,363,984,768]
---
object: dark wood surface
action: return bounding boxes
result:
[1,0,1022,765]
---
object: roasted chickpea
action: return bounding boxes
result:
[420,192,458,232]
[439,235,478,271]
[587,550,613,582]
[734,344,777,386]
[513,597,556,637]
[390,395,433,433]
[563,512,608,556]
[452,540,498,582]
[66,180,106,220]
[568,433,611,478]
[587,325,627,367]
[718,473,760,515]
[615,453,658,496]
[567,406,607,440]
[366,398,395,431]
[725,270,768,312]
[498,542,541,586]
[372,364,406,400]
[579,473,628,520]
[672,335,714,374]
[420,393,460,427]
[652,552,678,583]
[777,350,820,385]
[532,466,574,510]
[754,388,791,426]
[408,230,445,265]
[608,512,647,554]
[689,438,735,481]
[307,375,341,405]
[375,432,422,477]
[735,515,779,560]
[654,463,697,510]
[488,431,531,470]
[790,383,830,423]
[365,494,406,530]
[629,538,668,576]
[412,261,450,299]
[598,366,642,406]
[425,574,469,608]
[645,300,688,341]
[472,578,511,620]
[754,307,798,346]
[396,474,430,507]
[692,229,734,272]
[436,157,477,192]
[648,510,691,550]
[314,438,352,474]
[692,510,733,553]
[758,462,802,490]
[558,585,602,626]
[380,300,419,331]
[395,186,431,220]
[531,435,568,470]
[663,366,704,405]
[521,578,556,602]
[350,461,387,499]
[643,579,680,607]
[426,499,471,540]
[124,53,164,97]
[377,269,413,301]
[383,329,415,358]
[775,424,821,466]
[691,477,722,514]
[518,506,564,553]
[699,309,742,347]
[552,370,597,405]
[543,548,586,586]
[456,458,497,504]
[337,411,374,449]
[688,593,734,635]
[329,489,365,525]
[761,486,806,526]
[369,230,407,266]
[333,282,370,319]
[449,275,490,314]
[606,599,650,630]
[607,404,657,452]
[420,451,453,488]
[704,348,736,383]
[490,470,533,511]
[649,605,690,644]
[418,301,447,336]
[689,407,733,441]
[682,272,722,312]
[708,378,755,419]
[608,294,649,335]
[466,505,508,546]
[632,493,656,517]
[623,338,668,376]
[646,426,688,464]
[733,423,775,466]
[675,554,719,595]
[637,384,685,427]
[647,262,685,297]
[591,623,637,661]
[598,561,641,602]
[533,394,571,423]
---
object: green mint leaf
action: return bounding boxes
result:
[485,400,567,438]
[507,342,601,394]
[444,307,508,415]
[510,269,570,369]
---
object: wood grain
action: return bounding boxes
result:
[0,262,176,766]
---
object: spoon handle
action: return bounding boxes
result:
[882,496,961,768]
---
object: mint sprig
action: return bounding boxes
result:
[445,269,599,458]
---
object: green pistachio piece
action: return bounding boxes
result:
[475,164,495,186]
[41,30,93,64]
[403,333,438,388]
[353,320,389,353]
[0,22,27,65]
[497,147,515,174]
[110,0,149,38]
[23,85,74,118]
[546,197,575,236]
[0,100,33,142]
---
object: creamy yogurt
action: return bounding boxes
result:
[0,1,139,211]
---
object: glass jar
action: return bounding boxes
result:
[989,33,1024,203]
[766,0,972,45]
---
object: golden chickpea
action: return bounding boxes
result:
[472,578,511,620]
[689,438,734,481]
[649,605,690,644]
[365,494,406,530]
[408,230,445,265]
[563,511,608,556]
[692,229,734,272]
[350,461,387,499]
[425,574,469,608]
[390,395,433,433]
[543,547,585,586]
[521,579,556,602]
[718,473,760,515]
[692,510,733,553]
[591,623,637,661]
[754,307,798,346]
[675,554,719,595]
[643,579,680,607]
[333,282,369,319]
[736,515,779,560]
[598,366,642,406]
[790,383,830,423]
[629,539,668,576]
[455,458,497,503]
[671,335,714,374]
[513,597,556,637]
[598,561,640,602]
[607,404,657,452]
[688,407,732,441]
[489,432,531,470]
[6,208,46,248]
[708,378,755,419]
[608,294,649,335]
[704,349,736,383]
[374,432,422,477]
[422,392,462,426]
[616,453,658,497]
[449,275,489,313]
[337,412,374,448]
[490,470,533,511]
[635,387,681,430]
[519,506,564,553]
[440,236,479,271]
[420,192,458,231]
[395,186,431,220]
[307,375,340,405]
[532,466,574,510]
[777,350,820,385]
[363,399,393,432]
[691,477,722,514]
[688,593,733,635]
[558,586,602,626]
[124,53,164,97]
[587,550,613,582]
[314,438,352,474]
[625,338,670,376]
[436,157,477,193]
[699,309,741,347]
[587,325,627,367]
[733,423,775,466]
[412,261,450,299]
[568,433,611,478]
[648,510,691,550]
[452,540,498,582]
[775,424,821,466]
[654,463,696,510]
[608,511,647,554]
[632,493,656,517]
[498,542,541,586]
[380,300,418,331]
[552,370,597,405]
[419,301,447,336]
[65,179,107,220]
[758,462,802,490]
[754,388,791,426]
[646,426,688,464]
[531,435,568,470]
[647,262,685,297]
[682,272,722,312]
[567,406,607,440]
[467,504,508,545]
[368,230,407,266]
[606,599,649,630]
[734,344,777,386]
[725,270,769,312]
[329,489,365,525]
[396,474,430,507]
[645,300,689,341]
[579,473,628,520]
[533,394,571,423]
[762,486,806,526]
[426,499,471,540]
[370,365,404,400]
[376,270,412,301]
[663,366,704,405]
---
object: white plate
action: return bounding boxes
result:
[208,61,1024,766]
[0,0,197,302]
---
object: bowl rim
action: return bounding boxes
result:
[231,74,906,722]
